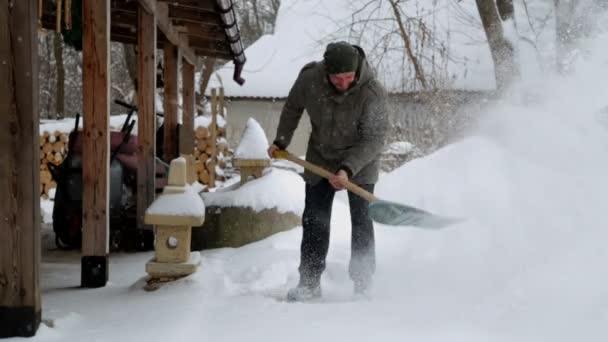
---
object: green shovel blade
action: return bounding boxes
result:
[368,200,464,228]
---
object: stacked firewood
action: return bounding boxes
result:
[39,130,68,199]
[193,124,232,187]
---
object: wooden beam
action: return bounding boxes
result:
[138,0,196,65]
[137,4,157,231]
[194,48,233,60]
[169,6,221,25]
[188,36,229,51]
[0,0,41,337]
[159,0,217,12]
[181,23,225,41]
[81,0,111,288]
[163,44,179,162]
[180,59,195,156]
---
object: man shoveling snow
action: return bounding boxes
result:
[268,41,389,302]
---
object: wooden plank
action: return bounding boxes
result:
[0,0,41,337]
[137,5,157,230]
[188,36,229,52]
[193,48,233,60]
[180,59,195,156]
[81,0,110,288]
[159,0,217,12]
[178,22,224,40]
[163,44,179,162]
[169,5,220,24]
[209,88,218,188]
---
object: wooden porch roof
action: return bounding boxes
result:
[40,0,247,85]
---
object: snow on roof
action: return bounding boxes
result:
[234,118,270,160]
[208,0,495,98]
[201,168,304,215]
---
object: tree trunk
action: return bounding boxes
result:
[388,0,428,90]
[475,0,517,91]
[54,32,64,118]
[496,0,514,20]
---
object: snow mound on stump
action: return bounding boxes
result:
[234,118,270,160]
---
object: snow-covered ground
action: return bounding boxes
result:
[17,7,608,342]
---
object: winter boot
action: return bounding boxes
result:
[353,279,372,300]
[286,284,322,302]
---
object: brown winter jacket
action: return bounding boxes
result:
[273,46,389,185]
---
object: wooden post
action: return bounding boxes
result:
[81,0,111,288]
[163,44,178,162]
[180,59,195,156]
[137,4,157,230]
[0,0,41,337]
[209,88,218,187]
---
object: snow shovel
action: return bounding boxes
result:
[273,150,463,229]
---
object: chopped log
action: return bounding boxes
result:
[196,139,207,151]
[52,141,65,153]
[206,159,216,173]
[217,141,228,153]
[195,126,208,139]
[46,152,55,163]
[198,169,209,184]
[42,142,53,154]
[195,161,206,173]
[45,181,57,196]
[53,153,63,164]
[40,170,52,184]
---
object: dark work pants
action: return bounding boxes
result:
[298,180,376,288]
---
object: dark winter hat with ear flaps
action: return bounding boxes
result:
[323,41,359,74]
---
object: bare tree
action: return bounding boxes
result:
[234,0,281,47]
[475,0,517,90]
[519,0,553,72]
[388,0,428,89]
[337,0,452,92]
[554,0,605,73]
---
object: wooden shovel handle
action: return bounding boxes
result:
[274,150,378,203]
